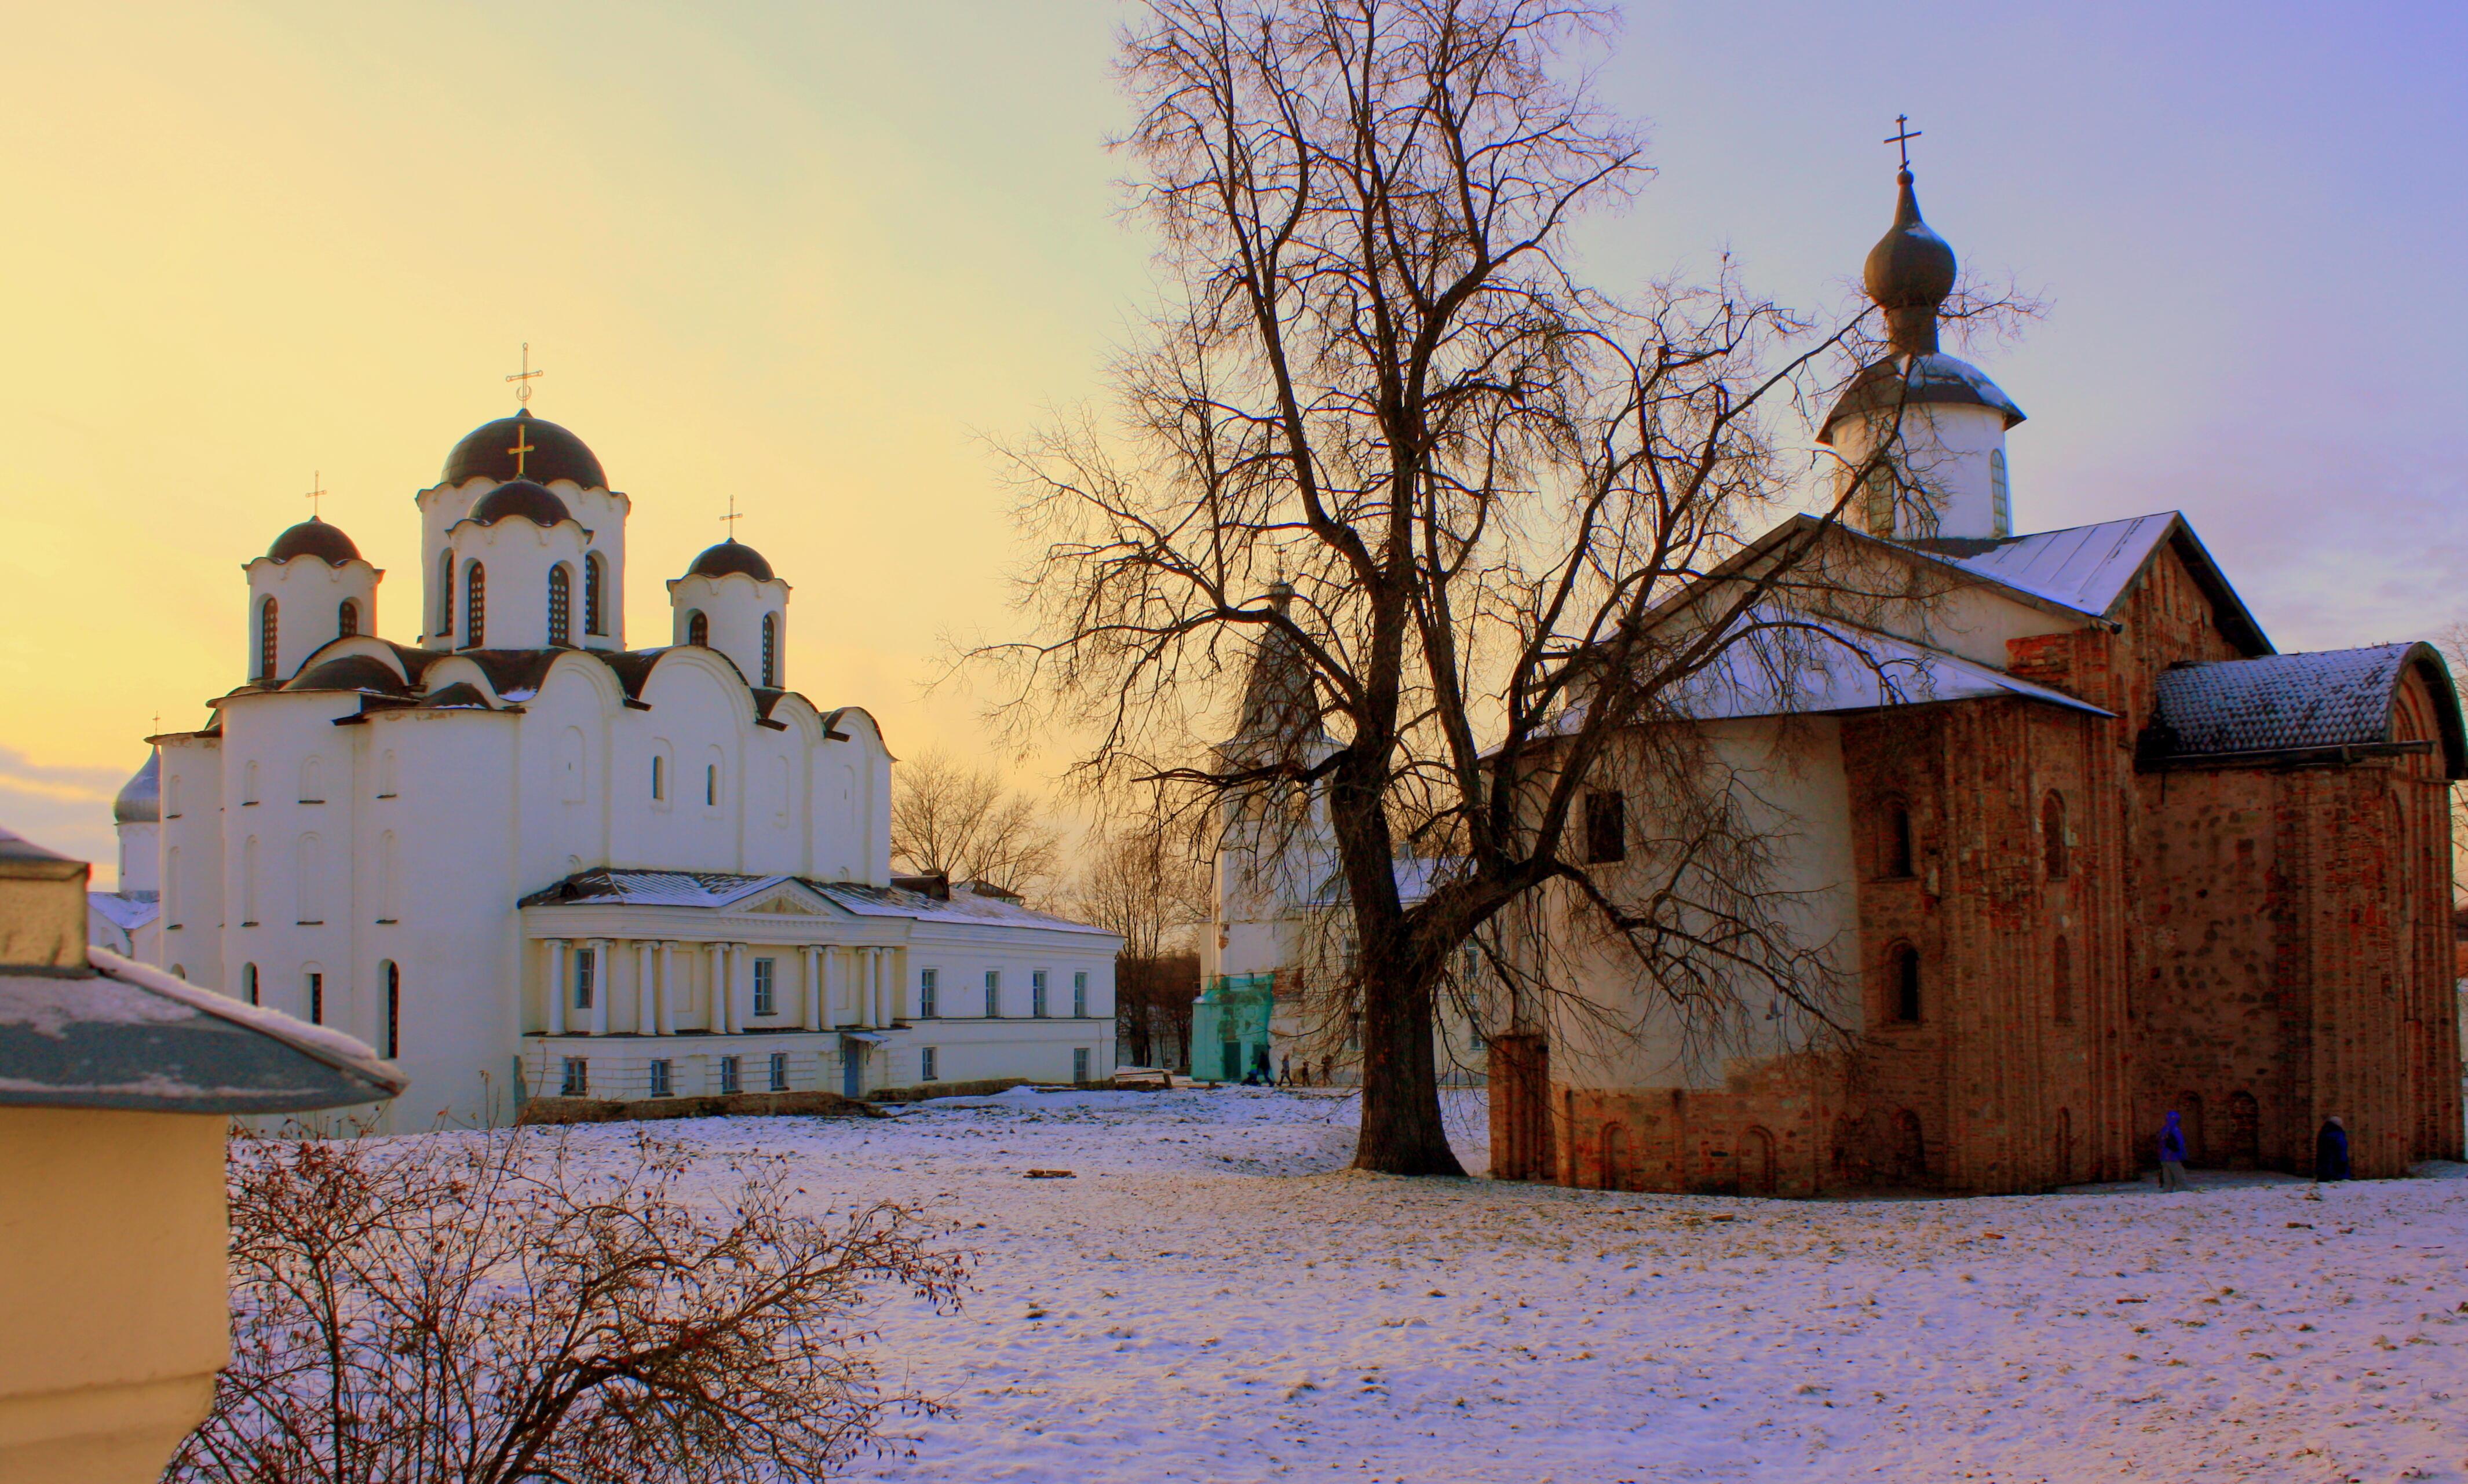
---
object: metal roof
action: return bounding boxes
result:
[519,868,1121,937]
[2143,642,2465,776]
[1941,513,2272,655]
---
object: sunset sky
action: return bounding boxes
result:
[7,2,2462,882]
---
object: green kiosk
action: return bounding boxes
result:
[1189,971,1275,1083]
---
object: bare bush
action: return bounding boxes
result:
[169,1128,967,1484]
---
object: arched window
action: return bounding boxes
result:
[547,564,572,646]
[584,553,605,637]
[437,550,454,635]
[1989,449,2011,536]
[257,597,279,680]
[1887,941,1921,1022]
[463,562,486,646]
[760,612,778,687]
[1882,801,1915,878]
[382,960,400,1058]
[2051,935,2073,1024]
[242,962,260,1006]
[1859,464,1895,537]
[2042,791,2069,880]
[686,609,709,648]
[704,762,719,807]
[651,753,666,801]
[338,598,360,638]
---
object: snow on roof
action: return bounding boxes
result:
[1666,614,2112,724]
[2145,643,2444,761]
[1944,513,2182,617]
[87,892,160,932]
[520,868,1120,938]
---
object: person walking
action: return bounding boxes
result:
[2314,1116,2352,1182]
[2156,1109,2190,1191]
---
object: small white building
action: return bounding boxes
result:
[129,405,1118,1128]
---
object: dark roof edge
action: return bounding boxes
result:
[2131,516,2273,657]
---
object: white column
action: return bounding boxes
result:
[726,943,744,1035]
[545,938,567,1037]
[707,942,729,1034]
[587,939,611,1036]
[635,940,655,1035]
[870,948,888,1028]
[858,948,878,1029]
[656,940,677,1036]
[802,946,822,1031]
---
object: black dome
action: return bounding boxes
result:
[267,517,361,565]
[468,478,574,528]
[443,408,606,489]
[1864,170,1958,310]
[685,539,775,582]
[285,655,409,695]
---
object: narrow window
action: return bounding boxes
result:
[307,971,324,1026]
[760,613,778,687]
[574,948,595,1010]
[720,1055,742,1095]
[382,960,400,1058]
[920,968,939,1018]
[1074,1047,1091,1084]
[686,609,708,648]
[437,550,454,635]
[705,763,718,807]
[242,962,259,1006]
[1584,790,1626,865]
[1989,449,2011,537]
[921,1046,939,1081]
[337,598,360,638]
[547,564,571,646]
[1032,969,1049,1018]
[648,1058,673,1097]
[2042,791,2069,880]
[753,957,776,1016]
[768,1050,788,1091]
[1889,943,1921,1023]
[257,597,280,680]
[1859,463,1894,537]
[2051,935,2074,1025]
[584,553,605,636]
[463,561,487,647]
[1885,802,1915,878]
[1073,970,1088,1018]
[651,754,665,801]
[985,969,1001,1018]
[560,1057,588,1096]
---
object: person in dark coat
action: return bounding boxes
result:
[2314,1116,2351,1182]
[2156,1109,2189,1191]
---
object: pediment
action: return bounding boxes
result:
[738,885,828,916]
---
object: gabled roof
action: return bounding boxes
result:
[87,892,160,932]
[1669,612,2115,723]
[2142,641,2466,777]
[518,868,1120,937]
[1941,513,2271,655]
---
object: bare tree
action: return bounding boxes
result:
[169,1128,966,1484]
[983,0,1952,1174]
[889,748,1064,898]
[1069,818,1214,1070]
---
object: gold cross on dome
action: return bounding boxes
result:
[506,341,544,408]
[1885,114,1922,170]
[507,425,536,478]
[720,492,743,536]
[304,470,325,520]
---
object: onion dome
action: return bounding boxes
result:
[1864,169,1958,354]
[112,753,160,825]
[467,478,573,528]
[284,655,410,695]
[443,408,607,489]
[684,538,775,582]
[266,517,362,566]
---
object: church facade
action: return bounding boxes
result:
[1488,165,2465,1195]
[131,406,1118,1129]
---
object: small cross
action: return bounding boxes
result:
[1885,114,1922,171]
[304,470,325,520]
[507,426,536,479]
[506,341,544,408]
[720,492,743,537]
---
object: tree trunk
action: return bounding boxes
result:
[1352,952,1466,1176]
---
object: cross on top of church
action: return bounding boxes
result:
[506,425,537,479]
[506,341,544,408]
[721,493,744,537]
[1885,114,1922,171]
[304,470,326,520]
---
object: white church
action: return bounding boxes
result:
[97,402,1120,1129]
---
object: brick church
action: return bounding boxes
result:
[1489,162,2465,1196]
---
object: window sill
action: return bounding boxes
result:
[296,920,324,927]
[375,918,398,926]
[298,799,325,806]
[240,920,258,928]
[375,793,397,800]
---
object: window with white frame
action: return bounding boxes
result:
[921,1046,939,1081]
[1073,970,1088,1018]
[769,1051,788,1091]
[984,969,1000,1018]
[560,1057,588,1096]
[719,1055,742,1095]
[1073,1048,1091,1084]
[753,957,776,1016]
[648,1058,672,1097]
[1031,970,1049,1018]
[919,968,939,1018]
[574,948,595,1010]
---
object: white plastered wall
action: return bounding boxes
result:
[243,555,380,682]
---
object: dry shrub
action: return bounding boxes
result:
[169,1127,967,1484]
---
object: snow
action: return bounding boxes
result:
[86,945,403,1084]
[483,1088,2467,1481]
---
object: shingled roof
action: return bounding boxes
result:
[2141,642,2465,776]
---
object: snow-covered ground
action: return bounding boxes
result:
[577,1088,2466,1482]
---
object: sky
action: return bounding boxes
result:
[5,2,2462,882]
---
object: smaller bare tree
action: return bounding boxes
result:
[1069,817,1214,1069]
[170,1128,967,1484]
[889,749,1063,898]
